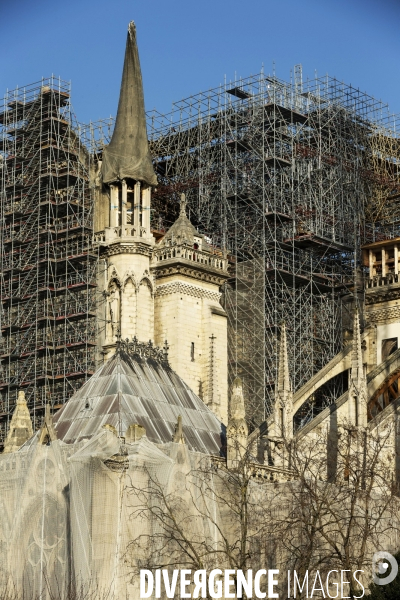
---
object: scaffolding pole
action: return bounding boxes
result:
[0,78,107,442]
[146,68,400,427]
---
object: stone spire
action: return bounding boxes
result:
[229,377,246,422]
[102,21,157,187]
[277,321,290,394]
[3,391,33,453]
[38,404,58,445]
[227,377,248,467]
[179,193,187,217]
[274,322,293,439]
[348,309,368,428]
[350,308,364,382]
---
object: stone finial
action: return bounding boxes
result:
[38,404,58,445]
[227,378,248,467]
[125,423,146,443]
[277,321,291,394]
[17,390,26,406]
[274,322,294,440]
[179,193,187,217]
[172,415,185,444]
[3,390,33,454]
[229,377,246,421]
[163,340,169,362]
[348,308,368,428]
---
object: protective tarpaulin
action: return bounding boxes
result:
[101,22,158,187]
[0,351,228,598]
[52,351,225,456]
[0,439,71,598]
[0,428,223,598]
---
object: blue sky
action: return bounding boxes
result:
[1,0,399,125]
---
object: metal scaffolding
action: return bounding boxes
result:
[146,68,400,427]
[1,68,399,436]
[0,77,100,441]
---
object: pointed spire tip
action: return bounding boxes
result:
[101,18,157,187]
[180,193,187,216]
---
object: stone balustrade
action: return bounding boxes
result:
[152,245,228,271]
[211,456,292,481]
[366,273,400,288]
[94,225,149,244]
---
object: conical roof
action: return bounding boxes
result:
[102,22,157,187]
[277,322,291,393]
[53,350,225,455]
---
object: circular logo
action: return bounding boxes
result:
[372,551,398,586]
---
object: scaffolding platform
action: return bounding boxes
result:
[227,87,252,99]
[265,156,292,169]
[264,103,307,126]
[265,211,293,222]
[284,233,353,253]
[265,266,311,288]
[226,139,251,153]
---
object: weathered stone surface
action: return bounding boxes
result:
[3,391,33,454]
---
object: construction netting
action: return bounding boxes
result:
[0,429,226,599]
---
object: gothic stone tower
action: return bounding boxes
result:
[94,23,229,423]
[95,22,158,359]
[151,194,230,422]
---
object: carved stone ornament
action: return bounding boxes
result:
[116,335,169,364]
[101,242,153,258]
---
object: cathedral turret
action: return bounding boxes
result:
[96,22,158,357]
[151,194,230,423]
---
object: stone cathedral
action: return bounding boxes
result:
[1,20,400,600]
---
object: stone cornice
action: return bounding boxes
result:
[155,281,222,302]
[151,259,229,285]
[365,281,400,305]
[366,305,400,324]
[365,288,400,305]
[100,242,153,258]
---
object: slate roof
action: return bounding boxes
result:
[53,351,225,456]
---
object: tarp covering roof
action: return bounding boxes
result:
[53,351,225,455]
[101,22,158,187]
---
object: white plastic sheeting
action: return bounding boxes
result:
[0,437,71,597]
[0,428,221,599]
